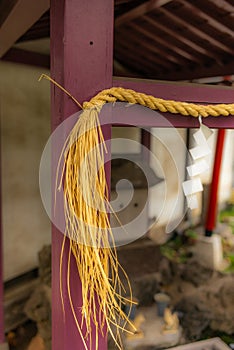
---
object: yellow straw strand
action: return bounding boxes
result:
[39,74,83,110]
[58,106,136,349]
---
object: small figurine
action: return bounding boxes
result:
[162,308,179,334]
[126,313,145,340]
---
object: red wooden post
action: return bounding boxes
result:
[50,1,113,349]
[205,129,226,236]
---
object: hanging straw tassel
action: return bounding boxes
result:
[38,72,136,350]
[57,106,136,349]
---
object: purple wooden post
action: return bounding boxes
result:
[50,1,113,349]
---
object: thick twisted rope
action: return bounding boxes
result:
[39,75,234,118]
[83,87,234,118]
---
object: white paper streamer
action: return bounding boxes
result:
[187,159,209,177]
[190,145,211,160]
[182,178,203,196]
[182,116,213,210]
[186,194,199,209]
[193,128,207,145]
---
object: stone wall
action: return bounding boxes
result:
[0,61,51,280]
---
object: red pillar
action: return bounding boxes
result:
[50,1,113,349]
[205,129,226,236]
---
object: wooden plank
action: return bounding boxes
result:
[115,0,138,4]
[151,59,234,81]
[178,0,234,39]
[159,7,234,55]
[2,48,50,69]
[186,0,234,33]
[4,277,39,332]
[208,0,234,13]
[0,0,18,26]
[142,15,222,63]
[115,0,172,27]
[50,0,113,349]
[130,22,199,65]
[113,59,142,78]
[0,0,49,57]
[17,11,50,42]
[169,337,230,350]
[115,32,174,70]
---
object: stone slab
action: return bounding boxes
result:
[168,337,230,350]
[123,306,181,349]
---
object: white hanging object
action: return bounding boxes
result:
[187,159,209,177]
[186,194,199,210]
[182,178,203,196]
[190,145,211,160]
[193,128,208,145]
[182,116,213,210]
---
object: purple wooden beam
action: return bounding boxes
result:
[113,77,234,128]
[50,1,113,349]
[2,47,50,69]
[113,77,234,102]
